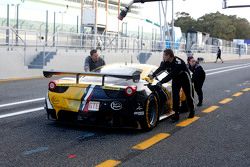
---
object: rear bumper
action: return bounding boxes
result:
[45,102,144,127]
[45,92,147,126]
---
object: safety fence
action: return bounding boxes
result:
[0,26,247,68]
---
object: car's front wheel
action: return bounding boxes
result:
[140,94,159,131]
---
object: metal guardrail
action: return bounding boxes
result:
[0,26,247,68]
[0,26,167,52]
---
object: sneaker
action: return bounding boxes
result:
[188,111,195,118]
[171,114,179,122]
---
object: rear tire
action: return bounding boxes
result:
[140,94,159,131]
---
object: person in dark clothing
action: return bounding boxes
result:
[188,57,206,106]
[148,49,195,122]
[215,47,223,63]
[84,49,106,72]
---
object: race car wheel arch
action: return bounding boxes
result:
[140,94,159,131]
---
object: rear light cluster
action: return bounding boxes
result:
[48,81,56,91]
[125,86,137,96]
[48,81,69,93]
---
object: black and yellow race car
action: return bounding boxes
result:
[44,64,186,130]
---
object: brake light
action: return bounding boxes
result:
[125,86,137,96]
[48,81,56,91]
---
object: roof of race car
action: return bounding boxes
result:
[55,63,157,85]
[95,63,157,78]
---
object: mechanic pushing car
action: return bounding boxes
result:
[84,49,106,72]
[187,56,206,106]
[148,49,195,122]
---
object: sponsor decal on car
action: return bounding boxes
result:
[110,101,122,110]
[136,105,143,111]
[51,96,60,104]
[134,102,144,115]
[134,111,144,115]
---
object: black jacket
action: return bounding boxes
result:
[188,64,206,83]
[84,56,106,72]
[217,48,221,56]
[153,56,190,83]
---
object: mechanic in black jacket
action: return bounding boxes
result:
[148,49,195,122]
[187,56,206,106]
[84,49,106,72]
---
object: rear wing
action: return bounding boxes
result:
[43,70,141,86]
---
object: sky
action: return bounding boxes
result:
[138,0,250,23]
[2,0,249,22]
[1,0,249,32]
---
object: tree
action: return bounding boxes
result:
[174,13,196,33]
[174,11,250,40]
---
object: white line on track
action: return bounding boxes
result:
[0,107,44,119]
[0,98,45,108]
[206,64,250,76]
[205,62,250,72]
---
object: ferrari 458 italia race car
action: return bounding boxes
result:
[44,63,186,130]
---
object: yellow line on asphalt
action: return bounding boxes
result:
[132,133,170,150]
[242,88,250,92]
[95,160,121,167]
[176,116,200,127]
[232,92,243,97]
[202,106,219,113]
[219,98,233,104]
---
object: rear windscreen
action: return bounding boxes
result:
[80,66,139,86]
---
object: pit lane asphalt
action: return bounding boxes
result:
[0,59,250,167]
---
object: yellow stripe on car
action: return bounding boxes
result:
[48,87,86,116]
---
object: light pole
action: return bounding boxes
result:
[94,0,98,49]
[80,0,84,33]
[6,4,10,46]
[10,3,20,45]
[171,0,187,50]
[59,11,66,31]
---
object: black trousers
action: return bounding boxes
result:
[172,72,194,114]
[194,78,205,103]
[216,55,223,62]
